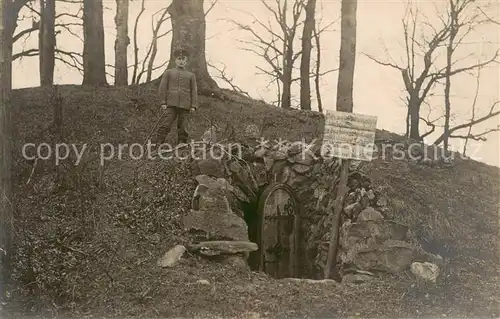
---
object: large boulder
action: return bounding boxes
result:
[341,220,409,251]
[183,209,249,241]
[352,240,414,273]
[192,175,237,213]
[197,187,231,213]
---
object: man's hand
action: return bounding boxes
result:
[190,107,196,113]
[161,104,167,111]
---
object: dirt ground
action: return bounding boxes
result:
[3,85,499,318]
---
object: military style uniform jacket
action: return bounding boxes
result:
[158,67,198,110]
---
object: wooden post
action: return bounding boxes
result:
[323,159,349,279]
[323,0,357,279]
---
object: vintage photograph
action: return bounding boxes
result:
[0,0,499,317]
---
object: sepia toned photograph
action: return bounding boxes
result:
[0,0,498,318]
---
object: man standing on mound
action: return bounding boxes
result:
[154,48,198,145]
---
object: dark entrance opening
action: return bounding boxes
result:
[244,183,301,279]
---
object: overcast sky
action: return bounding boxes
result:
[12,0,500,166]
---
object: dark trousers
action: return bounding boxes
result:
[154,106,189,144]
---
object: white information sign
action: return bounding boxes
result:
[322,110,377,161]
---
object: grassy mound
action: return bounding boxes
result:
[4,84,499,318]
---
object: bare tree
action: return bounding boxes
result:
[114,0,129,86]
[229,0,304,109]
[13,0,85,72]
[39,0,56,86]
[299,0,316,110]
[166,0,218,95]
[364,4,449,141]
[365,1,498,141]
[134,6,171,84]
[144,7,170,83]
[440,0,499,152]
[3,0,34,91]
[131,0,145,85]
[324,0,357,280]
[82,0,107,86]
[230,1,335,109]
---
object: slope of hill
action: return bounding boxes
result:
[3,84,499,318]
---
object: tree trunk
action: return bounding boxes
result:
[405,104,410,139]
[281,41,294,109]
[0,0,13,298]
[409,96,422,141]
[147,8,170,83]
[313,22,322,113]
[114,0,129,86]
[82,0,107,86]
[39,0,56,86]
[300,0,316,111]
[167,0,218,95]
[324,0,357,279]
[146,39,158,83]
[443,1,458,152]
[3,1,13,92]
[335,0,357,113]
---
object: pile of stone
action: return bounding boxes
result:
[182,173,258,268]
[157,125,442,284]
[310,167,443,282]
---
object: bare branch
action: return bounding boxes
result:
[433,101,500,145]
[205,0,218,16]
[477,5,500,25]
[208,61,250,97]
[450,125,500,141]
[291,68,337,82]
[56,23,84,42]
[13,25,38,43]
[362,53,405,71]
[12,48,38,61]
[433,50,499,79]
[56,12,82,20]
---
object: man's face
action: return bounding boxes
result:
[175,55,187,68]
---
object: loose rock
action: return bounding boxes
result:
[157,245,186,268]
[344,202,362,218]
[341,273,375,284]
[292,163,312,174]
[411,262,440,283]
[196,279,210,285]
[357,207,384,221]
[189,241,258,256]
[282,278,338,285]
